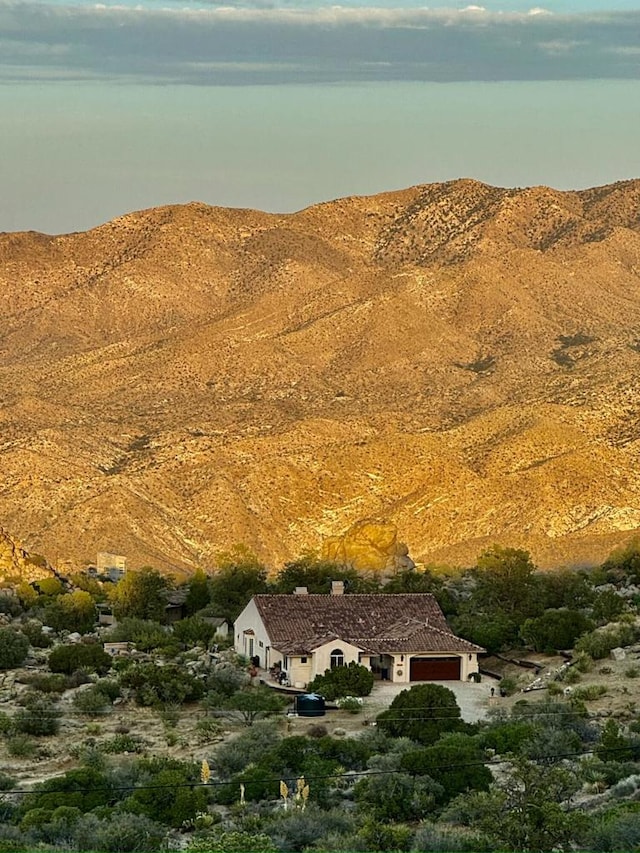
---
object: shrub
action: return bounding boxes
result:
[307,662,374,701]
[120,662,204,706]
[499,676,519,696]
[100,734,146,754]
[19,767,114,813]
[105,617,168,652]
[0,710,13,735]
[0,772,16,791]
[6,735,37,757]
[173,616,217,647]
[73,686,110,716]
[336,695,363,713]
[73,812,167,852]
[48,642,112,675]
[520,608,594,653]
[188,831,277,852]
[22,673,67,693]
[377,684,464,746]
[625,666,640,679]
[575,624,638,660]
[14,697,61,736]
[572,684,608,701]
[20,620,51,648]
[0,628,29,670]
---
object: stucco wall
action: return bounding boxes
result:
[234,599,272,669]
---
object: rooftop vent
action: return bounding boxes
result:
[331,580,345,596]
[294,586,308,595]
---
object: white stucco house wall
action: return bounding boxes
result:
[234,586,484,689]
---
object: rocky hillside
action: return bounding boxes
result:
[2,178,640,572]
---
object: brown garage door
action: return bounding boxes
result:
[410,657,460,681]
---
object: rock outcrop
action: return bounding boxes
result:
[323,520,414,574]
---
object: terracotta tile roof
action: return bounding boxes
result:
[253,594,484,655]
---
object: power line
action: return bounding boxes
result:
[1,745,637,798]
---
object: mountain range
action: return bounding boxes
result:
[2,178,640,574]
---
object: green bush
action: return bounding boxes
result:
[625,666,640,678]
[173,616,217,647]
[0,772,16,792]
[307,662,374,701]
[48,642,112,675]
[0,628,29,670]
[73,686,110,716]
[520,609,594,653]
[120,662,204,706]
[499,676,519,696]
[105,617,168,652]
[99,734,146,754]
[377,684,464,746]
[6,735,37,757]
[336,695,363,713]
[73,812,167,853]
[575,624,638,660]
[19,621,51,648]
[22,673,67,693]
[14,697,61,736]
[572,684,608,701]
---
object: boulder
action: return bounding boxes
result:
[610,647,627,661]
[322,519,415,574]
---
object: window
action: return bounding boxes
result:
[330,648,345,669]
[259,641,264,648]
[300,656,307,664]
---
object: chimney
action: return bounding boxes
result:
[294,586,308,595]
[331,580,345,596]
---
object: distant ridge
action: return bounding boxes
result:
[2,178,640,572]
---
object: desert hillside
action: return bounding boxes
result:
[2,178,640,573]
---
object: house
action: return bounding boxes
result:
[234,584,484,688]
[96,552,127,582]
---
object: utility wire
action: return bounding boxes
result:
[1,745,638,797]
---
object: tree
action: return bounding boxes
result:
[43,590,97,633]
[377,683,464,746]
[48,642,112,675]
[474,545,540,618]
[273,555,368,594]
[128,768,208,827]
[307,662,374,701]
[120,662,204,706]
[601,536,640,584]
[184,568,211,615]
[209,548,268,623]
[223,686,287,726]
[0,627,29,669]
[520,609,594,653]
[448,757,586,852]
[400,732,492,804]
[109,567,172,622]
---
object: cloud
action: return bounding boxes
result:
[0,3,638,84]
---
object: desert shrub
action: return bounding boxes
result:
[267,806,355,853]
[401,733,492,804]
[100,734,146,754]
[0,592,22,617]
[48,642,112,675]
[22,673,67,693]
[411,821,491,852]
[335,695,363,713]
[173,616,217,647]
[587,809,640,851]
[105,617,169,651]
[6,735,37,757]
[19,620,51,648]
[592,589,627,625]
[73,811,167,852]
[520,608,594,653]
[625,666,640,678]
[0,772,16,791]
[126,767,208,827]
[14,697,61,736]
[377,684,464,746]
[214,720,282,777]
[188,831,277,852]
[120,661,204,706]
[0,628,29,670]
[19,767,115,814]
[223,686,288,725]
[354,766,442,822]
[196,718,223,742]
[499,676,519,696]
[35,577,64,597]
[0,710,13,735]
[73,686,110,716]
[575,623,638,660]
[204,662,249,703]
[573,684,608,701]
[477,718,537,755]
[307,662,374,700]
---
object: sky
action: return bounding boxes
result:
[1,1,639,234]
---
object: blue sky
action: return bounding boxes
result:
[1,2,638,233]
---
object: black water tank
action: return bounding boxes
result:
[295,693,326,717]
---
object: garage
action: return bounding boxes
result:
[410,656,461,681]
